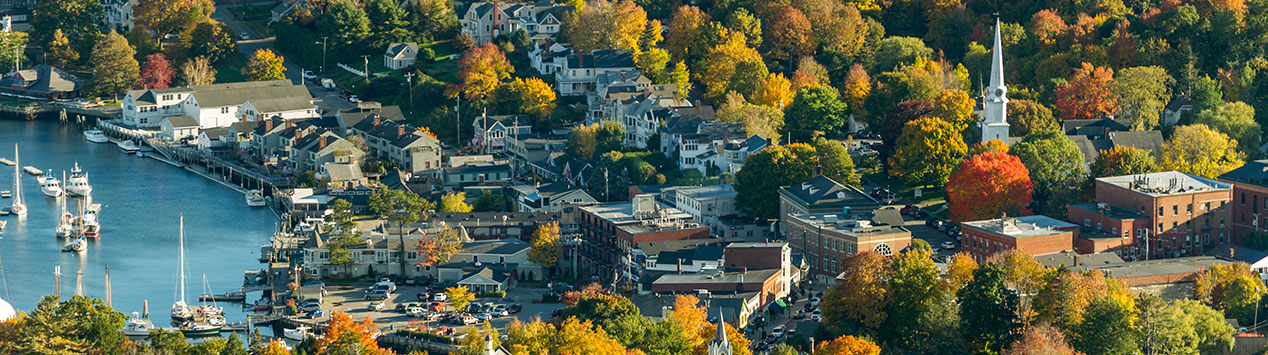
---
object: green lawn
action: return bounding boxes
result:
[863,172,947,205]
[243,18,273,38]
[214,53,248,83]
[422,41,459,60]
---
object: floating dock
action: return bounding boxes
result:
[22,166,41,176]
[0,158,13,166]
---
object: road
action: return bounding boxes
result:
[211,4,356,114]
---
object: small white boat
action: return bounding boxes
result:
[65,162,92,196]
[245,190,266,207]
[1,190,9,198]
[0,158,13,166]
[37,175,63,198]
[122,312,156,337]
[84,129,109,143]
[117,140,140,153]
[22,166,42,176]
[9,145,25,216]
[62,237,86,253]
[283,325,312,341]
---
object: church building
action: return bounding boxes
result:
[980,19,1010,143]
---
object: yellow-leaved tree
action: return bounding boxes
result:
[448,43,512,103]
[752,73,794,108]
[1160,124,1245,178]
[439,192,473,213]
[932,89,976,132]
[242,48,286,81]
[888,117,967,187]
[817,335,881,355]
[527,222,562,274]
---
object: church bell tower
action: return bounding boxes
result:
[981,18,1010,143]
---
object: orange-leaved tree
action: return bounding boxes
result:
[1053,62,1117,120]
[817,335,881,355]
[448,43,512,103]
[315,311,394,354]
[946,152,1034,222]
[821,251,890,336]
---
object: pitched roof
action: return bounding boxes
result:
[164,115,198,128]
[384,42,418,59]
[1108,131,1164,156]
[461,238,530,255]
[250,96,314,113]
[323,162,363,182]
[1219,160,1268,187]
[6,65,83,94]
[190,80,312,108]
[567,49,635,69]
[779,175,879,209]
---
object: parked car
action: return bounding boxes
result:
[300,302,321,313]
[348,95,361,103]
[365,290,389,300]
[407,307,428,318]
[474,313,492,321]
[770,325,786,339]
[941,241,956,249]
[368,301,385,311]
[461,316,478,325]
[433,292,447,302]
[239,32,249,40]
[491,305,509,317]
[507,304,523,314]
[303,70,317,81]
[303,308,324,319]
[551,282,574,292]
[809,297,821,307]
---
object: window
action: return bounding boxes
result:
[1187,204,1193,214]
[1173,205,1179,215]
[1243,192,1247,204]
[221,107,230,114]
[1159,207,1164,216]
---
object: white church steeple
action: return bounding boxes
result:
[981,18,1010,143]
[707,309,732,355]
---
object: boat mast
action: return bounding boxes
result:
[178,215,186,306]
[12,145,21,207]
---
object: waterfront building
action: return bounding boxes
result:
[160,115,199,141]
[783,209,910,283]
[289,130,365,174]
[0,65,84,101]
[777,175,880,234]
[320,162,367,190]
[427,211,563,241]
[122,80,315,129]
[345,110,443,174]
[960,215,1078,262]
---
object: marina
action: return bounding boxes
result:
[0,119,277,327]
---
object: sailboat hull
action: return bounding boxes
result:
[180,326,223,337]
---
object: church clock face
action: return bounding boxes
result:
[995,88,1005,97]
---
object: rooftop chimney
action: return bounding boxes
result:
[319,135,328,148]
[398,125,406,137]
[374,116,382,127]
[286,120,294,129]
[265,118,274,131]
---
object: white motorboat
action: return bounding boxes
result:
[117,140,140,153]
[65,162,92,196]
[84,129,109,143]
[9,145,25,216]
[122,312,156,337]
[56,181,73,238]
[245,190,266,207]
[283,325,312,341]
[80,220,100,239]
[37,175,63,198]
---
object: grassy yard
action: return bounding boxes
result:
[863,172,948,205]
[243,18,273,38]
[422,41,459,60]
[214,53,248,83]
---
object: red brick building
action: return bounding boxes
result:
[1218,160,1268,244]
[1067,202,1152,258]
[576,194,710,280]
[1085,172,1233,259]
[960,215,1078,262]
[783,210,911,283]
[650,269,784,306]
[723,242,795,298]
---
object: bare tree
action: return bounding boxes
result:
[180,56,217,86]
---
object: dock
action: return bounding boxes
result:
[22,166,41,176]
[0,158,12,166]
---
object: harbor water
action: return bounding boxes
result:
[0,119,275,323]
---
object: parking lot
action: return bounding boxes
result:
[300,283,566,334]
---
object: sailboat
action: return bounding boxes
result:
[171,216,194,325]
[9,145,24,216]
[55,172,73,238]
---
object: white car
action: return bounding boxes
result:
[303,70,317,81]
[770,325,786,339]
[461,316,478,325]
[433,293,447,302]
[239,32,249,40]
[406,307,427,318]
[942,241,956,249]
[810,313,823,322]
[809,297,821,307]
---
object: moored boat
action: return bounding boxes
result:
[37,175,63,198]
[122,312,156,337]
[9,145,25,216]
[61,236,86,253]
[245,190,266,207]
[84,129,109,143]
[179,323,223,337]
[283,325,312,341]
[117,140,140,153]
[65,162,92,196]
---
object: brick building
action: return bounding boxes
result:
[783,210,910,283]
[777,176,880,234]
[723,242,796,295]
[649,268,784,306]
[576,194,711,280]
[960,215,1078,262]
[1067,202,1152,258]
[1218,160,1268,244]
[1085,172,1233,259]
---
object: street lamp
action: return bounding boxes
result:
[314,37,328,74]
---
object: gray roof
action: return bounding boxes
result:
[1204,245,1268,265]
[250,96,314,113]
[323,162,363,182]
[1108,131,1164,157]
[190,80,312,108]
[1034,251,1125,269]
[1219,160,1268,187]
[1063,118,1129,137]
[384,42,418,59]
[567,49,635,69]
[164,115,198,128]
[461,238,530,256]
[779,175,879,209]
[5,65,83,94]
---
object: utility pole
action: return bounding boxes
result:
[403,72,415,107]
[455,95,461,148]
[316,37,328,74]
[361,55,370,82]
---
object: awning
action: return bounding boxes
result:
[775,299,787,307]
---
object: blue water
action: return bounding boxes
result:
[0,119,275,323]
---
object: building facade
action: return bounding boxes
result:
[783,212,911,283]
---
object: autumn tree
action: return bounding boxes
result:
[45,29,75,69]
[840,64,871,116]
[1008,100,1058,137]
[1054,63,1118,120]
[1001,325,1078,355]
[1193,101,1260,158]
[664,5,709,61]
[314,311,390,354]
[1160,124,1245,179]
[1089,146,1156,178]
[821,252,890,336]
[1194,262,1265,322]
[31,0,102,65]
[968,139,1010,155]
[696,34,767,104]
[817,335,880,355]
[1032,269,1135,335]
[505,318,629,355]
[1011,130,1086,218]
[726,9,761,49]
[958,263,1022,354]
[752,73,794,108]
[135,53,175,89]
[242,48,286,81]
[188,22,236,64]
[873,37,933,72]
[945,252,978,292]
[734,144,817,219]
[180,56,216,86]
[784,86,848,143]
[446,286,476,310]
[133,0,214,37]
[1070,297,1138,355]
[566,124,598,160]
[417,226,463,267]
[1112,66,1173,130]
[815,137,860,187]
[88,31,139,98]
[564,0,647,53]
[450,43,513,105]
[528,222,562,273]
[764,6,813,62]
[671,60,692,96]
[932,89,976,131]
[889,117,967,187]
[946,152,1034,222]
[635,47,670,81]
[717,92,784,143]
[439,192,473,213]
[879,100,934,160]
[882,248,954,352]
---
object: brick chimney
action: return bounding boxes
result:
[398,125,406,137]
[265,118,274,132]
[286,120,294,129]
[319,135,328,148]
[374,116,382,127]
